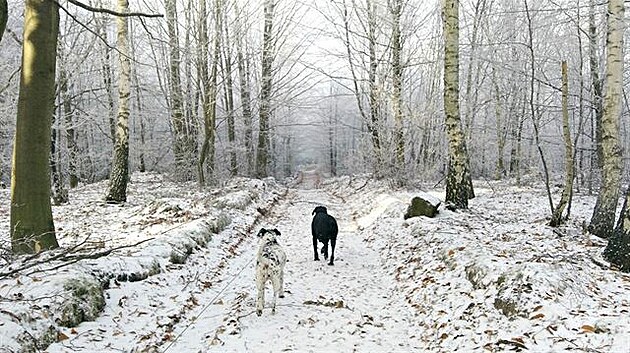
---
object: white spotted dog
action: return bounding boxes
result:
[255,228,287,316]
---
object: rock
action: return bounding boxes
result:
[404,194,441,219]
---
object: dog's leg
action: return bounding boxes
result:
[271,275,282,314]
[278,268,285,298]
[256,275,265,316]
[328,237,336,266]
[321,240,329,260]
[313,236,319,261]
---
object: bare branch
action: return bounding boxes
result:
[59,0,163,18]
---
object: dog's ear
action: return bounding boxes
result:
[257,228,267,237]
[312,208,316,215]
[271,228,281,236]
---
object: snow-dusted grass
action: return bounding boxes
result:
[1,173,629,353]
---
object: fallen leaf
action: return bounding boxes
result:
[530,313,545,320]
[581,325,596,333]
[57,332,69,341]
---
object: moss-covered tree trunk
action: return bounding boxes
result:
[10,0,60,254]
[443,0,473,210]
[105,0,131,203]
[588,0,623,239]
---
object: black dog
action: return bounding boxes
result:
[311,206,338,266]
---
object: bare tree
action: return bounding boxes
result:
[389,0,404,174]
[550,61,575,227]
[221,5,237,176]
[443,0,474,209]
[105,0,132,203]
[199,0,221,185]
[166,0,194,180]
[235,3,254,175]
[589,0,623,239]
[588,0,603,170]
[11,0,60,253]
[256,0,275,177]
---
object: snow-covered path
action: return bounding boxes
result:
[163,188,418,352]
[45,187,418,353]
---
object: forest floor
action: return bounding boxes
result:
[1,172,630,352]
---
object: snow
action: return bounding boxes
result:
[1,173,630,352]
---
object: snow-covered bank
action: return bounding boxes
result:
[0,173,286,353]
[346,178,630,352]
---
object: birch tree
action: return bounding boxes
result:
[105,0,132,202]
[11,0,60,253]
[589,0,623,239]
[443,0,473,209]
[550,61,575,227]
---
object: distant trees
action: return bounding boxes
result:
[10,0,60,253]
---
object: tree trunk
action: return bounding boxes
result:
[367,0,382,173]
[98,16,116,146]
[51,106,68,205]
[166,0,193,180]
[550,61,575,227]
[524,0,554,214]
[390,0,404,172]
[589,0,603,170]
[256,0,275,178]
[198,0,221,185]
[443,0,473,210]
[0,0,7,43]
[235,3,253,175]
[130,21,146,173]
[589,0,623,239]
[105,0,132,203]
[10,0,59,254]
[222,10,237,176]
